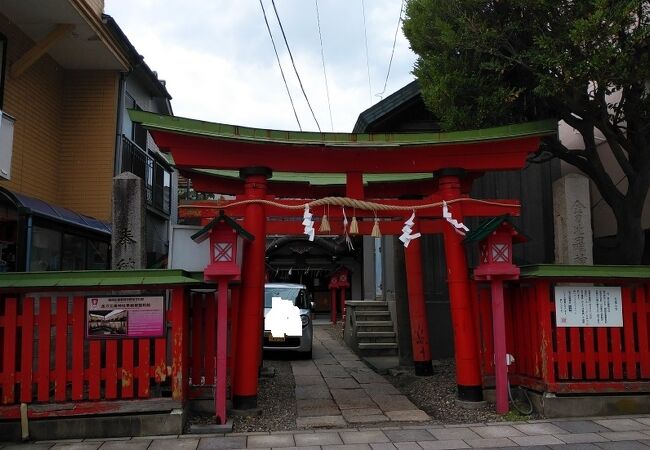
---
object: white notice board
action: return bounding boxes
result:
[554,286,623,327]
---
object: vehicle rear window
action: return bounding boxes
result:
[264,287,307,309]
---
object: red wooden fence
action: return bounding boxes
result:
[477,277,650,394]
[187,287,238,400]
[0,287,189,419]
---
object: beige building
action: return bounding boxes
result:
[0,0,174,271]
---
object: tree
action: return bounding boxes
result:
[403,0,650,264]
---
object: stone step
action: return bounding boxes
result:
[357,336,396,344]
[355,321,394,332]
[346,301,390,311]
[358,342,398,350]
[346,300,387,307]
[356,310,390,317]
[356,331,396,339]
[355,313,391,322]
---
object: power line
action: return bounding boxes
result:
[270,0,322,132]
[314,0,334,131]
[258,0,302,130]
[361,0,373,105]
[376,0,405,100]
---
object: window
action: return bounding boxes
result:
[30,226,61,271]
[87,240,110,270]
[61,233,86,270]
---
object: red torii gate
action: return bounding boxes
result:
[130,110,555,408]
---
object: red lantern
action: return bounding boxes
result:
[191,210,254,281]
[470,217,526,281]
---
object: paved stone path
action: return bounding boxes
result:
[5,417,650,449]
[292,326,429,428]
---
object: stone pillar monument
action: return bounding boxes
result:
[112,172,146,270]
[552,173,593,264]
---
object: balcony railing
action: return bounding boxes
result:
[120,136,171,216]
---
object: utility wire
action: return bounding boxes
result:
[376,0,404,99]
[258,0,302,130]
[361,0,373,105]
[270,0,322,132]
[315,0,334,131]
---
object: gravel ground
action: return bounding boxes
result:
[232,356,297,432]
[187,323,536,432]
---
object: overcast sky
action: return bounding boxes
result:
[104,0,417,132]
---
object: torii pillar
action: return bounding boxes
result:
[437,169,483,402]
[232,167,271,409]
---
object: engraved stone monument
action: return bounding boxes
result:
[553,173,593,264]
[112,172,146,270]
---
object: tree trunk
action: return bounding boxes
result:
[607,208,646,265]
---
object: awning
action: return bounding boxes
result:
[0,187,111,235]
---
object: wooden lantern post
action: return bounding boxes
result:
[191,210,253,424]
[465,215,526,414]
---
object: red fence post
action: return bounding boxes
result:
[37,297,51,402]
[20,297,34,403]
[171,286,189,402]
[1,297,17,404]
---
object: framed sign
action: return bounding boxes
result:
[554,286,623,327]
[86,295,165,338]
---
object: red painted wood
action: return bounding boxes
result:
[478,286,493,376]
[556,326,569,380]
[191,293,204,384]
[71,297,85,401]
[622,287,637,380]
[569,328,582,380]
[439,175,482,392]
[152,130,543,173]
[138,339,150,398]
[171,287,188,401]
[504,288,516,375]
[1,297,17,404]
[54,297,68,402]
[37,298,51,402]
[584,328,596,379]
[89,341,101,400]
[229,286,240,377]
[233,175,268,405]
[205,295,216,386]
[181,199,521,227]
[597,328,609,379]
[105,341,118,399]
[520,287,532,375]
[535,282,555,385]
[215,280,228,423]
[404,237,432,365]
[635,286,650,377]
[19,298,34,403]
[611,326,624,379]
[491,280,508,414]
[154,338,166,383]
[121,339,134,398]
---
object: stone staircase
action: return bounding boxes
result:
[345,300,398,356]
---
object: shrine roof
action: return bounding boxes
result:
[464,214,528,243]
[130,110,556,147]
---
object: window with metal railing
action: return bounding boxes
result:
[120,135,172,216]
